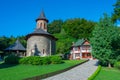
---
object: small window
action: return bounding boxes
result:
[43,49,45,54]
[44,23,46,29]
[40,23,42,28]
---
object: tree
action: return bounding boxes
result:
[63,18,95,39]
[54,29,76,54]
[112,0,120,22]
[90,14,120,67]
[48,20,63,34]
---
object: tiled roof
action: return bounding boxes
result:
[73,39,91,46]
[26,29,58,40]
[73,39,84,46]
[5,40,26,51]
[33,28,50,35]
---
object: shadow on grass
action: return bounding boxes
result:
[0,62,18,69]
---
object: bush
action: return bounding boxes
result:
[88,65,101,80]
[19,56,64,65]
[31,56,42,65]
[19,56,42,65]
[114,61,120,70]
[50,56,63,64]
[5,55,20,64]
[42,57,51,65]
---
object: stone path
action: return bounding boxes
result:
[42,60,98,80]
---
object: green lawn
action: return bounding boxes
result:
[94,67,120,80]
[0,60,85,80]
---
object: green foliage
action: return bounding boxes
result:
[42,57,51,65]
[114,61,120,70]
[5,54,20,64]
[48,20,63,34]
[19,56,63,65]
[54,29,76,54]
[50,56,63,64]
[88,65,101,80]
[90,14,120,67]
[112,0,120,22]
[63,18,95,39]
[19,56,42,65]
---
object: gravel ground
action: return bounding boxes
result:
[42,60,98,80]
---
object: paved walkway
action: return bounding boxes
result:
[42,60,98,80]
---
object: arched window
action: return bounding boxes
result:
[44,23,46,29]
[40,23,42,28]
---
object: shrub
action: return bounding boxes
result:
[5,55,20,64]
[19,56,64,65]
[19,56,42,65]
[42,57,51,65]
[88,65,101,80]
[50,56,63,64]
[114,61,120,70]
[31,56,42,65]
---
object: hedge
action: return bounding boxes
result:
[88,65,101,80]
[50,56,63,64]
[114,61,120,70]
[5,55,20,64]
[19,55,63,65]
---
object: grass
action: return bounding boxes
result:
[94,67,120,80]
[0,60,85,80]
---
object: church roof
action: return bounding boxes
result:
[5,40,26,51]
[26,29,58,40]
[36,10,48,22]
[33,28,50,35]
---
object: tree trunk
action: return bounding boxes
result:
[108,62,112,68]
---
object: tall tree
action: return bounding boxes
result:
[54,29,76,54]
[112,0,120,22]
[90,14,120,67]
[63,18,95,39]
[48,20,63,34]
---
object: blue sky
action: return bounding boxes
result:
[0,0,116,37]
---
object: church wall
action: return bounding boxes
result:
[27,35,51,56]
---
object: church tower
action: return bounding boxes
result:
[26,10,57,57]
[36,10,48,32]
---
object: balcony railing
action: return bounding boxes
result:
[81,49,91,52]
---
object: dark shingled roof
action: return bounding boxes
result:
[36,10,48,22]
[5,40,26,51]
[26,29,58,40]
[33,28,50,35]
[73,39,84,46]
[73,39,90,47]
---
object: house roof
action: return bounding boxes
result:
[5,40,26,51]
[36,10,48,22]
[26,29,58,40]
[73,39,90,47]
[73,39,84,46]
